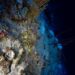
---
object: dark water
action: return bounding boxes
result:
[45,0,75,75]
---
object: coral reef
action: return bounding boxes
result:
[0,0,65,75]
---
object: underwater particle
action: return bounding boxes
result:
[57,44,63,50]
[49,30,55,37]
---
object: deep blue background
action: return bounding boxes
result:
[45,0,75,75]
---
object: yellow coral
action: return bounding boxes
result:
[21,29,37,53]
